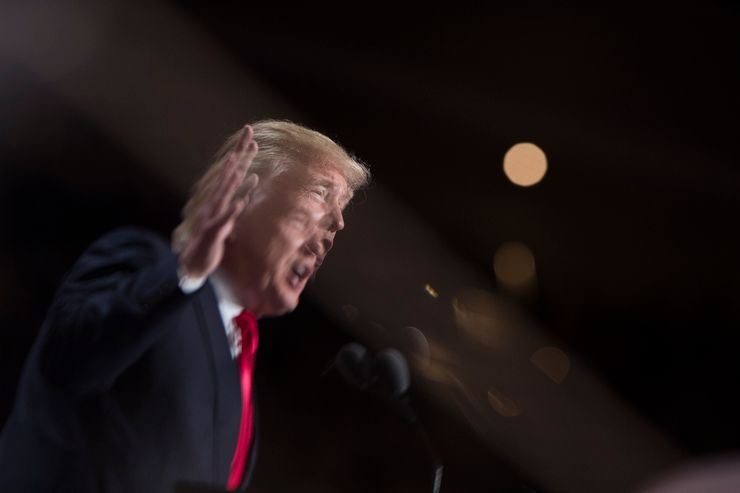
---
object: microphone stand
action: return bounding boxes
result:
[413,419,444,493]
[398,395,444,493]
[336,344,444,493]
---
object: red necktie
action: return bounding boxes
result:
[226,310,259,491]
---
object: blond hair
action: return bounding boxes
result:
[173,120,370,251]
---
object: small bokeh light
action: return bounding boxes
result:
[503,142,548,187]
[487,387,520,417]
[424,283,439,298]
[452,289,510,349]
[412,337,456,385]
[493,241,537,292]
[530,347,571,384]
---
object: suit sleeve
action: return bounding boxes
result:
[40,228,192,396]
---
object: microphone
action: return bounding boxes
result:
[374,348,411,398]
[335,343,443,493]
[335,342,374,390]
[335,343,410,397]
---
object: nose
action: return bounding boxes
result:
[328,203,344,233]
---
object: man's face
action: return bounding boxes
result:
[221,161,351,317]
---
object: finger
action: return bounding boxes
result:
[213,128,253,199]
[214,140,257,214]
[215,126,251,190]
[213,151,240,199]
[238,124,253,151]
[215,165,247,217]
[198,165,234,225]
[240,140,259,173]
[197,126,254,223]
[229,125,253,169]
[209,141,250,214]
[222,126,255,183]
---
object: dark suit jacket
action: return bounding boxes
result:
[0,228,257,493]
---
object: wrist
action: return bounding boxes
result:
[177,263,206,294]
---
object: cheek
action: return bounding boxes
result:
[282,207,325,239]
[265,220,312,265]
[278,224,308,251]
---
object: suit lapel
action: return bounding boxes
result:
[192,281,242,483]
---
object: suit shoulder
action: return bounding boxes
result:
[63,227,175,285]
[90,227,171,253]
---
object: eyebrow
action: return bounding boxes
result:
[313,179,351,197]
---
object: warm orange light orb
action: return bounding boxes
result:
[503,142,548,187]
[493,241,537,290]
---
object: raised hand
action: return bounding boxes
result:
[178,125,259,280]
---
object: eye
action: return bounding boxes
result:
[311,187,327,199]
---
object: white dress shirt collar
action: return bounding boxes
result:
[210,269,244,359]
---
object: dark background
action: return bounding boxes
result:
[1,6,739,493]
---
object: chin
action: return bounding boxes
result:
[262,293,300,318]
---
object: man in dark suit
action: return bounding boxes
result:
[0,121,370,493]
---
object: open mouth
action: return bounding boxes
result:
[288,262,313,289]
